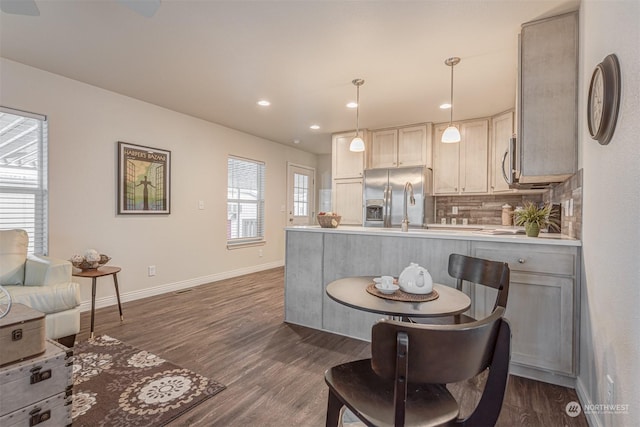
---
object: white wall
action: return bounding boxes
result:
[0,58,317,307]
[579,1,640,425]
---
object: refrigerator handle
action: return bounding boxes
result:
[384,185,392,227]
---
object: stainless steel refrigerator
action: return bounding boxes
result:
[363,166,434,228]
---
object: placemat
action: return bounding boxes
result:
[366,283,439,302]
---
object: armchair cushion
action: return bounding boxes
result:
[1,229,29,285]
[25,255,73,286]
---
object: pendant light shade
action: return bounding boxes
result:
[442,57,461,143]
[350,79,365,152]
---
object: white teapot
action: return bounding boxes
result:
[398,262,433,294]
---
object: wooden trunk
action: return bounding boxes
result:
[0,339,73,419]
[0,303,46,366]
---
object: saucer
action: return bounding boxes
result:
[375,283,399,294]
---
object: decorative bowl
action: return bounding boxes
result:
[71,254,111,270]
[317,215,341,228]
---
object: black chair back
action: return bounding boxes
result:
[448,253,510,311]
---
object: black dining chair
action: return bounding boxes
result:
[325,307,511,427]
[412,253,510,325]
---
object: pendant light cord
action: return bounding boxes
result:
[355,83,360,137]
[449,62,454,126]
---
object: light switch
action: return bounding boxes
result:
[198,200,205,210]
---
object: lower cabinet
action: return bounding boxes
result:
[472,242,579,385]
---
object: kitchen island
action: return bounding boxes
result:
[284,225,581,387]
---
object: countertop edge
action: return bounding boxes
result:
[285,226,582,247]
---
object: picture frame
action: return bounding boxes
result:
[117,141,171,214]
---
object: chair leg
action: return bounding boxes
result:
[326,389,343,427]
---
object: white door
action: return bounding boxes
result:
[287,164,315,226]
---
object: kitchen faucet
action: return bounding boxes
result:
[401,181,415,232]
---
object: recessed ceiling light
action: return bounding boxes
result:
[309,124,320,130]
[346,102,358,109]
[440,103,452,109]
[257,100,271,107]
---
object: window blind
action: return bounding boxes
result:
[0,107,48,255]
[227,156,265,245]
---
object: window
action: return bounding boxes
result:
[227,156,265,246]
[293,172,309,216]
[0,107,48,255]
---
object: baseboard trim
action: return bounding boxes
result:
[79,260,284,312]
[576,376,601,427]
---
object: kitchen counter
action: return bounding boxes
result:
[285,225,581,247]
[285,225,582,387]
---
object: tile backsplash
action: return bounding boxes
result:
[434,169,583,239]
[435,194,543,226]
[545,169,583,239]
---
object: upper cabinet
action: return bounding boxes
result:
[433,120,489,195]
[518,12,578,183]
[368,124,431,169]
[332,132,365,179]
[490,110,515,193]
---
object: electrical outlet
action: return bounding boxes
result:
[198,200,205,210]
[451,218,457,225]
[462,218,468,226]
[441,218,447,224]
[452,206,458,215]
[148,265,156,277]
[606,375,614,405]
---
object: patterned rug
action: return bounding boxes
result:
[71,335,226,426]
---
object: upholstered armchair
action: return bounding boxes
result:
[0,229,81,347]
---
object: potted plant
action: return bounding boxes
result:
[514,202,558,237]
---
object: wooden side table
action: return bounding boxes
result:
[72,266,124,339]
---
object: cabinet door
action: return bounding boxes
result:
[398,125,429,168]
[519,12,578,180]
[333,133,364,179]
[370,129,398,169]
[460,120,489,194]
[506,272,575,375]
[333,178,363,225]
[491,111,514,193]
[433,124,460,194]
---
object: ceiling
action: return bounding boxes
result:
[0,0,577,154]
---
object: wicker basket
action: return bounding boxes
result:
[317,215,341,228]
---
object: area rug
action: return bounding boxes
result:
[71,335,226,426]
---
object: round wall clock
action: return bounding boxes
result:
[587,54,621,145]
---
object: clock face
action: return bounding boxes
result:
[589,68,604,132]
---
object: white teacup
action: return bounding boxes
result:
[380,276,394,289]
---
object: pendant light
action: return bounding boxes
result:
[349,79,365,152]
[442,57,461,143]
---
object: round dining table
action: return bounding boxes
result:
[326,276,471,319]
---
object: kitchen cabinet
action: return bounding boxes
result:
[518,11,578,183]
[369,124,431,169]
[471,242,579,385]
[332,132,365,179]
[490,110,515,193]
[332,131,365,224]
[433,119,489,195]
[332,178,363,225]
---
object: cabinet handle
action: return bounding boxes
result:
[518,258,525,264]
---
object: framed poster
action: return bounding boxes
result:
[118,141,171,214]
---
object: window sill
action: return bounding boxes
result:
[227,240,266,250]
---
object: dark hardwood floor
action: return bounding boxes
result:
[77,267,588,426]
